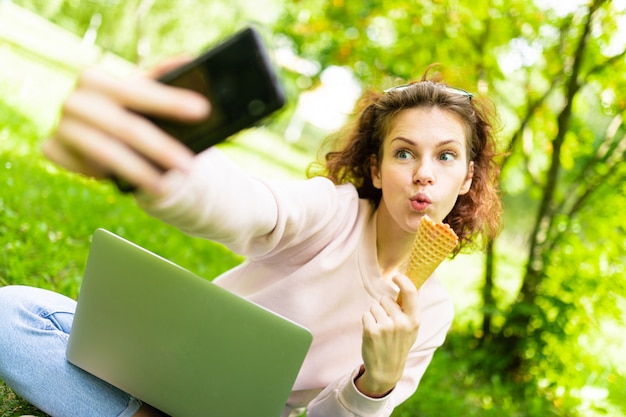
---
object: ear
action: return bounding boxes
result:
[370,154,382,189]
[459,161,474,195]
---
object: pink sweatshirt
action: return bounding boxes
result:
[138,148,453,417]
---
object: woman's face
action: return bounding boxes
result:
[371,106,474,234]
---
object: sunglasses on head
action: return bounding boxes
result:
[384,82,473,100]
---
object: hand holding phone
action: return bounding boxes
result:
[109,27,286,192]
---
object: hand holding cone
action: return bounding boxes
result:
[397,215,458,305]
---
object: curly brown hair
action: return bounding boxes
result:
[309,77,502,253]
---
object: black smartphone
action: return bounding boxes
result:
[114,27,286,192]
[148,26,286,153]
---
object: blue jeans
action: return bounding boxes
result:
[0,285,142,417]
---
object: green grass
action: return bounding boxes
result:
[0,384,44,417]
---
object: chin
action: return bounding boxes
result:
[406,220,422,234]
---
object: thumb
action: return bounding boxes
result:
[394,274,420,312]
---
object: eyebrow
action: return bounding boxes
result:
[390,137,464,148]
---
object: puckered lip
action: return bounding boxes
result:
[410,192,432,204]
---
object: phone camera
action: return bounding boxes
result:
[248,99,267,117]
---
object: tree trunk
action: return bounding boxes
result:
[479,238,495,345]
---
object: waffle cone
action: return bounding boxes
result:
[398,215,458,304]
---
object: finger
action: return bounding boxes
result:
[379,295,403,318]
[362,312,376,333]
[369,302,395,326]
[78,69,210,121]
[43,137,107,178]
[393,274,420,314]
[63,90,194,172]
[53,118,165,192]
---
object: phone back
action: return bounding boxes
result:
[150,26,286,153]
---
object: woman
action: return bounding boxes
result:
[0,64,501,416]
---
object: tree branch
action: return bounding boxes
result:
[586,48,626,81]
[547,137,626,252]
[554,114,623,216]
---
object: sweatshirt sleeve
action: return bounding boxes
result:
[306,282,454,417]
[304,368,394,417]
[136,148,341,259]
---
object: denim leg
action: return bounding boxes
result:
[0,285,142,417]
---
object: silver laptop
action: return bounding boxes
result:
[66,228,312,417]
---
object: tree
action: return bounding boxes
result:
[484,0,626,380]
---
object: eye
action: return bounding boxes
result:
[394,149,413,160]
[439,151,457,162]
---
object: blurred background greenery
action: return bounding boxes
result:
[1,0,625,416]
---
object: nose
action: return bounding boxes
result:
[413,159,435,185]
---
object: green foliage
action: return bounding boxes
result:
[13,0,284,64]
[493,3,626,400]
[394,333,564,417]
[274,0,530,87]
